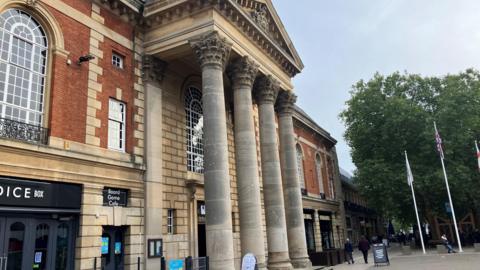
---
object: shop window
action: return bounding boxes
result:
[55,223,70,270]
[108,98,126,151]
[167,209,175,234]
[7,222,25,270]
[33,223,49,270]
[185,86,204,173]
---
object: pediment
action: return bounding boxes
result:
[232,0,304,71]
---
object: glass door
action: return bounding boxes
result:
[1,218,30,270]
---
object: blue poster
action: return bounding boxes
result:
[168,259,184,270]
[101,237,109,254]
[115,242,122,254]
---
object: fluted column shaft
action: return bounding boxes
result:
[255,76,293,270]
[228,57,266,269]
[190,32,234,270]
[277,91,312,269]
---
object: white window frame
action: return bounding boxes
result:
[112,52,123,69]
[0,9,48,126]
[185,86,204,173]
[108,98,126,152]
[167,209,175,234]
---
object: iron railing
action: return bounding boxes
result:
[0,117,48,145]
[185,256,209,270]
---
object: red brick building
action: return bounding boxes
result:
[292,106,347,253]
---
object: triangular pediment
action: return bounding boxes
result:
[232,0,304,71]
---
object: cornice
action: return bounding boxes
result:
[142,0,301,77]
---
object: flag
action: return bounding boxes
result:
[476,140,480,172]
[434,122,444,159]
[405,151,414,186]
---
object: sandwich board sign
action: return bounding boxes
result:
[241,253,257,270]
[372,243,390,266]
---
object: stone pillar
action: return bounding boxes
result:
[143,55,167,270]
[190,31,235,270]
[227,56,266,269]
[254,75,293,270]
[277,90,312,269]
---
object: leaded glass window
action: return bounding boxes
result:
[185,86,203,173]
[0,9,47,126]
[296,144,306,189]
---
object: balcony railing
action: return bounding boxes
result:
[0,117,48,145]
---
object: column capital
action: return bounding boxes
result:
[227,56,259,88]
[254,75,280,105]
[276,90,297,116]
[142,55,167,83]
[190,31,232,70]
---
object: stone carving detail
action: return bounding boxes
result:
[142,55,167,82]
[190,31,232,70]
[276,90,297,116]
[254,75,280,105]
[227,56,259,88]
[251,5,269,32]
[25,0,39,7]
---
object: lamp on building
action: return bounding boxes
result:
[77,54,95,65]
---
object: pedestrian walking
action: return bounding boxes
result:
[344,238,354,264]
[358,236,370,264]
[441,234,456,253]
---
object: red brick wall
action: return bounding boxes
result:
[45,1,136,153]
[97,37,135,153]
[294,123,334,198]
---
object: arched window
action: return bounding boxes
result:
[185,86,203,173]
[315,154,325,195]
[0,9,48,126]
[295,144,305,189]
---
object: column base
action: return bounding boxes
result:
[290,256,313,269]
[256,262,268,270]
[268,252,294,270]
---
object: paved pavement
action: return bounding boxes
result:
[324,246,479,270]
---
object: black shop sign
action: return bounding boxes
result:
[0,177,82,209]
[102,187,128,207]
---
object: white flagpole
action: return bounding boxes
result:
[434,122,463,252]
[405,151,426,254]
[475,140,480,172]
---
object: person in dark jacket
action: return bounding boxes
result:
[358,236,370,264]
[344,238,354,264]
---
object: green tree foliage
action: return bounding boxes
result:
[340,69,480,225]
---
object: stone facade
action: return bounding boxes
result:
[0,1,348,270]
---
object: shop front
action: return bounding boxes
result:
[0,177,81,270]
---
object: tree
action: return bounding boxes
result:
[340,69,480,227]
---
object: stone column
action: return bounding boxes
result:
[190,31,235,270]
[143,55,167,270]
[277,90,312,269]
[254,75,293,270]
[227,56,266,269]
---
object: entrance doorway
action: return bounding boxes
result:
[197,201,206,257]
[0,215,76,270]
[101,226,126,270]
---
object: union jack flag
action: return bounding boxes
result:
[434,122,444,159]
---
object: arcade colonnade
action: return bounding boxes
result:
[145,31,312,270]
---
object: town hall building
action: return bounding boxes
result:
[0,0,346,269]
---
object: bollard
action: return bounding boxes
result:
[138,256,141,270]
[205,256,209,270]
[94,257,97,270]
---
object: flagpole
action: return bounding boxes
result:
[434,122,463,252]
[405,151,426,254]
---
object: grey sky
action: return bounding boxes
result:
[274,0,480,173]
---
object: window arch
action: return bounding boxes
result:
[185,86,203,173]
[295,143,306,189]
[315,153,325,195]
[0,8,48,126]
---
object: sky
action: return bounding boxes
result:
[273,0,480,173]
